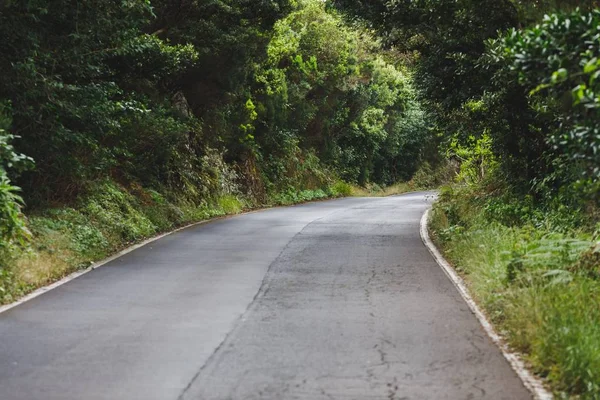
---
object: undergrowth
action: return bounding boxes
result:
[430,185,600,399]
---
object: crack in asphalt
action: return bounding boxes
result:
[176,201,389,400]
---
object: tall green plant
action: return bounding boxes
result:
[0,105,33,246]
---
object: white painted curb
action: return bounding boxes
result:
[420,209,553,400]
[0,215,228,315]
[0,196,346,315]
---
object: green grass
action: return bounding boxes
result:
[349,181,413,197]
[217,194,244,214]
[430,186,600,399]
[0,181,227,303]
[269,187,330,205]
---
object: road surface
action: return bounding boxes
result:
[0,193,531,399]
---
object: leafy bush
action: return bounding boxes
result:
[82,182,155,242]
[255,1,430,187]
[0,105,33,247]
[330,181,353,197]
[411,161,456,189]
[270,187,329,205]
[0,174,28,247]
[217,195,243,215]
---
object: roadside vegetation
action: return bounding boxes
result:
[430,186,599,398]
[334,0,600,398]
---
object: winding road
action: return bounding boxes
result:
[0,193,531,399]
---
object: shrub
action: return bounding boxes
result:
[217,195,243,214]
[330,181,353,197]
[0,174,29,248]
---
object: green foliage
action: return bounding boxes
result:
[0,0,433,303]
[256,1,429,187]
[0,0,202,202]
[0,104,33,248]
[510,0,600,24]
[334,0,600,211]
[518,282,600,397]
[0,0,426,210]
[448,133,498,186]
[217,195,244,215]
[271,188,329,205]
[500,10,600,193]
[0,175,29,248]
[334,0,540,189]
[82,182,157,242]
[410,161,456,190]
[329,181,353,197]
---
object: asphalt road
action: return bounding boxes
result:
[0,193,531,400]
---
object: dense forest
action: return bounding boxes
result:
[1,0,600,397]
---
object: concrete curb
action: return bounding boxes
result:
[0,215,233,315]
[420,208,553,400]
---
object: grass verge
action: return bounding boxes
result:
[429,185,600,399]
[0,179,358,305]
